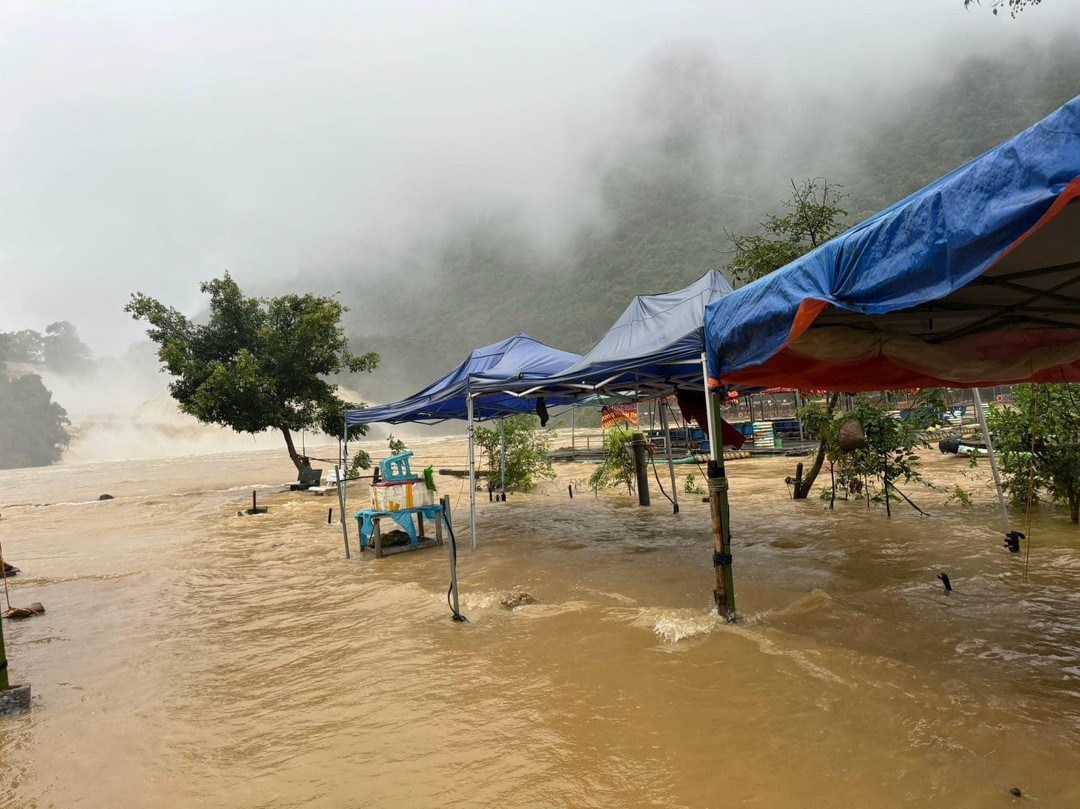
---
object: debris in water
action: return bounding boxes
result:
[5,602,45,619]
[937,572,952,592]
[98,494,114,500]
[1009,787,1022,797]
[500,592,537,610]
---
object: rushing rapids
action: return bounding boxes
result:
[1,432,1077,807]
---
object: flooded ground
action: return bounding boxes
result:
[1,432,1077,807]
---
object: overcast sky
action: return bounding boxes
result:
[1,0,1075,356]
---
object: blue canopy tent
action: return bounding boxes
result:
[477,271,735,400]
[704,96,1080,393]
[344,334,582,549]
[345,334,581,426]
[697,96,1080,619]
[472,271,747,515]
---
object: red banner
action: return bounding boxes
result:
[601,404,638,429]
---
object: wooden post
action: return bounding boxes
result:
[631,432,651,506]
[417,511,426,540]
[373,518,383,559]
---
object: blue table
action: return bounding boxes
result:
[355,504,446,558]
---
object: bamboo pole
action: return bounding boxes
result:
[702,353,735,620]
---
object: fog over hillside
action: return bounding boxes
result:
[2,1,1078,410]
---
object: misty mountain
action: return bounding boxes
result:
[325,39,1079,406]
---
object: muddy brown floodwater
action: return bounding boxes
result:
[1,432,1077,808]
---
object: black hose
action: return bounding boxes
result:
[443,516,469,623]
[645,444,676,506]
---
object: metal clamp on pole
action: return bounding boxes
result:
[713,552,732,567]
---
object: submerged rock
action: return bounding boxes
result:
[500,591,537,610]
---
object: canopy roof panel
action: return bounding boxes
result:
[345,334,581,426]
[704,96,1080,392]
[473,270,735,400]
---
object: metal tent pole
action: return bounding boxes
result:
[341,415,350,555]
[500,419,507,498]
[702,353,735,620]
[702,354,719,462]
[660,400,680,514]
[467,393,477,550]
[972,388,1011,534]
[795,390,805,441]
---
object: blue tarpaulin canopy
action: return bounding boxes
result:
[344,334,581,426]
[473,271,735,400]
[704,96,1080,392]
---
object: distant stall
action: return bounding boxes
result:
[344,334,582,549]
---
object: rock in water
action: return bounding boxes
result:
[98,494,114,501]
[500,591,537,610]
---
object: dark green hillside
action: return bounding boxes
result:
[332,41,1080,404]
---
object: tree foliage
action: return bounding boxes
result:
[987,384,1080,524]
[42,321,93,374]
[0,371,71,469]
[963,0,1043,17]
[726,178,849,285]
[0,321,93,374]
[588,427,637,495]
[474,414,555,492]
[797,391,947,509]
[126,273,379,472]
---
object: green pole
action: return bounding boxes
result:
[0,609,9,691]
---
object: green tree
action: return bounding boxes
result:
[42,321,93,374]
[798,391,946,509]
[474,414,555,492]
[964,0,1042,17]
[126,273,379,473]
[987,384,1080,524]
[726,178,849,498]
[725,178,849,285]
[588,427,637,495]
[0,371,71,469]
[0,329,44,364]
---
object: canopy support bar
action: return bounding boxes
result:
[972,388,1011,535]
